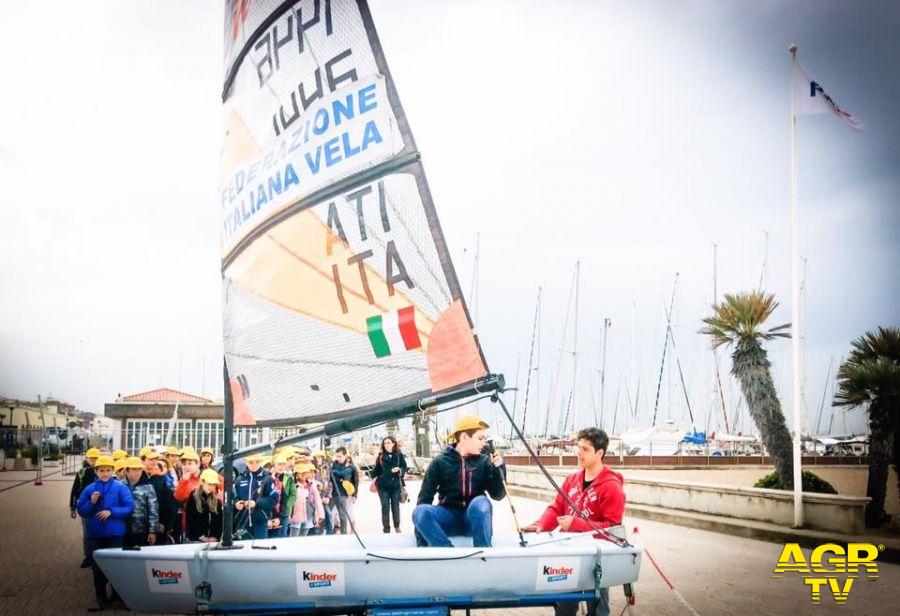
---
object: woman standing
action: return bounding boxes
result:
[372,436,408,533]
[185,470,223,543]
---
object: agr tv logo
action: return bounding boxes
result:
[772,543,882,605]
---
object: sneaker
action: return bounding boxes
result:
[383,528,391,534]
[394,527,401,533]
[80,558,92,569]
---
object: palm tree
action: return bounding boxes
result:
[701,291,794,487]
[833,326,900,527]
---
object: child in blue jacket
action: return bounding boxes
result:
[76,455,134,611]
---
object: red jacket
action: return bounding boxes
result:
[534,466,625,532]
[174,472,224,503]
[174,472,224,535]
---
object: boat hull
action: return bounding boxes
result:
[95,532,642,613]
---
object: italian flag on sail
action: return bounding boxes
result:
[367,306,422,358]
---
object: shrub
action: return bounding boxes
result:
[754,470,837,494]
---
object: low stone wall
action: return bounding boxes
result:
[502,454,867,468]
[506,466,870,534]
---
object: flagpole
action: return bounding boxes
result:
[789,43,804,528]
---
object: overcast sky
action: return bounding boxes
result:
[1,1,897,436]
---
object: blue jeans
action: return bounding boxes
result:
[413,495,493,547]
[323,501,335,535]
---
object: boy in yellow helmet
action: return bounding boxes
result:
[412,415,506,548]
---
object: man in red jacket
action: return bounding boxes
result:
[522,427,624,616]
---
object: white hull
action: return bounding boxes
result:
[95,532,642,613]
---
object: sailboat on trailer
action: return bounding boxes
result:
[95,1,641,612]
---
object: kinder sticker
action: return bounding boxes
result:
[145,560,192,594]
[535,557,581,591]
[296,562,345,596]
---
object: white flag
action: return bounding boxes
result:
[791,60,863,130]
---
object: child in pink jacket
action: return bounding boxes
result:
[290,463,324,536]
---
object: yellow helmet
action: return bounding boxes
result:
[112,450,128,461]
[94,456,115,469]
[180,449,200,462]
[293,462,316,474]
[85,447,102,459]
[199,469,221,485]
[449,414,489,440]
[273,453,290,465]
[244,453,265,463]
[144,450,162,460]
[113,459,128,472]
[124,457,145,470]
[165,446,182,456]
[200,447,215,456]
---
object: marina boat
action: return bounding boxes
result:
[95,0,642,612]
[97,531,642,614]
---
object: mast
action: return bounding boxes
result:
[599,317,610,428]
[789,43,804,526]
[711,244,731,433]
[758,230,770,291]
[220,359,238,550]
[570,261,580,434]
[516,287,541,440]
[542,264,577,437]
[663,299,696,430]
[509,353,521,439]
[611,380,621,435]
[651,274,678,427]
[814,356,834,435]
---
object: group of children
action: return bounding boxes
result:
[231,445,361,539]
[70,443,365,609]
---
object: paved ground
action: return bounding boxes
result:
[1,467,898,615]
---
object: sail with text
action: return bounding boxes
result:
[220,0,487,427]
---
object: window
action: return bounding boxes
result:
[125,419,192,452]
[196,420,224,453]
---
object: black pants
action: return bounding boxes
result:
[88,536,123,601]
[123,530,150,549]
[378,485,401,532]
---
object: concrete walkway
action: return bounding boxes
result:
[0,469,897,615]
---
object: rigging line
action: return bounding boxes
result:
[611,382,622,435]
[543,266,578,437]
[227,351,428,372]
[516,290,541,441]
[651,275,678,427]
[662,300,696,429]
[492,394,631,549]
[814,356,835,435]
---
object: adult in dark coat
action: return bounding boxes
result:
[371,436,408,533]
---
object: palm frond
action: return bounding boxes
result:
[699,290,790,348]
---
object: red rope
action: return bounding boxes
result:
[633,527,700,615]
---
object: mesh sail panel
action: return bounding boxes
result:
[220,1,485,425]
